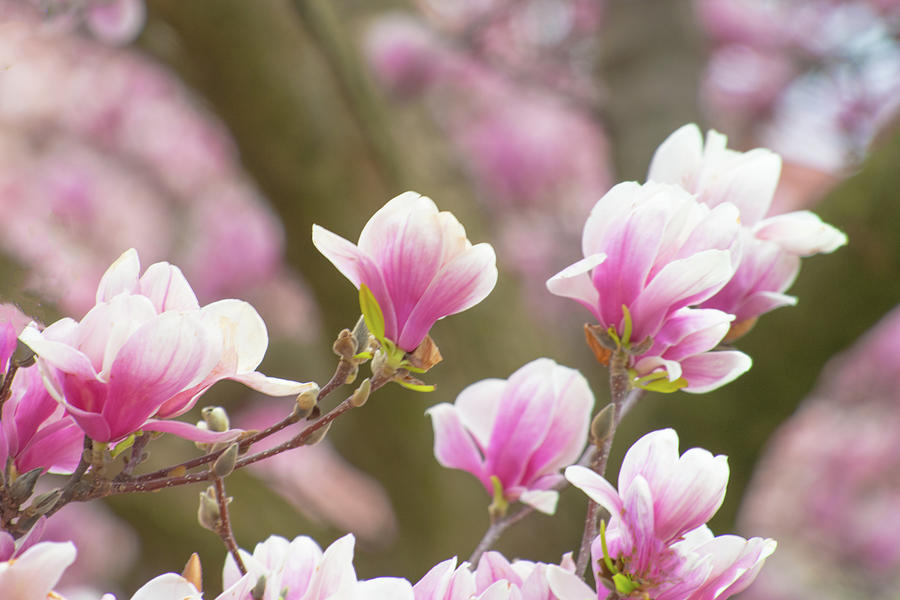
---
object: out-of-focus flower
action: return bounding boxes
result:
[84,0,146,45]
[648,124,847,334]
[428,358,593,514]
[19,249,315,443]
[0,538,76,599]
[313,191,497,352]
[415,551,572,600]
[547,181,750,393]
[236,404,397,547]
[1,305,83,474]
[739,304,900,599]
[549,429,775,600]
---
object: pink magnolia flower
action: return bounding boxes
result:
[428,358,593,514]
[119,534,414,600]
[648,124,847,330]
[546,181,751,393]
[312,192,498,352]
[1,306,83,475]
[18,249,316,443]
[547,429,775,600]
[0,538,76,599]
[415,551,572,600]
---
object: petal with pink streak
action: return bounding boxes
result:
[632,355,682,383]
[676,202,741,262]
[130,573,203,600]
[56,401,112,442]
[654,308,733,361]
[76,294,157,377]
[630,249,734,340]
[312,224,399,340]
[753,211,847,255]
[475,552,521,590]
[680,350,752,393]
[413,557,458,600]
[702,147,781,225]
[453,379,506,450]
[357,191,433,256]
[138,262,200,312]
[141,419,242,443]
[19,326,98,381]
[398,242,497,351]
[581,182,645,257]
[564,465,623,516]
[16,419,84,474]
[103,312,221,441]
[652,448,729,541]
[545,254,605,318]
[622,476,656,572]
[427,404,488,490]
[0,541,76,599]
[95,248,141,303]
[202,299,269,373]
[546,565,595,600]
[617,429,680,497]
[691,535,776,600]
[308,534,358,598]
[230,371,319,397]
[647,123,705,191]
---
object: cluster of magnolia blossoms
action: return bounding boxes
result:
[548,124,846,393]
[18,249,317,446]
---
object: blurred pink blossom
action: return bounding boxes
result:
[313,192,497,352]
[428,358,594,514]
[546,181,751,393]
[19,249,315,443]
[552,429,775,600]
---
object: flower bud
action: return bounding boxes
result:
[27,489,61,515]
[590,403,616,447]
[349,378,371,408]
[9,467,42,505]
[295,386,319,419]
[197,486,221,531]
[182,553,203,592]
[303,421,332,446]
[212,443,239,478]
[333,328,358,359]
[201,406,230,433]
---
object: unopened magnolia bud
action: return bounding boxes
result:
[332,328,358,359]
[303,421,332,446]
[295,386,319,418]
[590,404,616,447]
[201,406,230,432]
[11,340,36,368]
[28,489,61,515]
[9,467,42,504]
[349,378,371,408]
[212,443,239,478]
[182,553,203,592]
[251,575,267,600]
[197,487,221,531]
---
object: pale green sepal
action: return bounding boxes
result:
[110,433,138,459]
[599,520,618,575]
[621,305,633,346]
[488,475,509,519]
[613,573,640,596]
[638,376,688,393]
[352,351,373,361]
[395,380,436,392]
[359,284,386,343]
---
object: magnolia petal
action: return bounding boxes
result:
[680,351,752,393]
[202,299,269,373]
[230,371,319,397]
[545,254,605,318]
[427,404,487,490]
[546,565,596,600]
[413,557,458,600]
[139,261,200,312]
[96,248,141,303]
[565,465,623,516]
[308,534,358,598]
[357,191,432,255]
[19,326,98,381]
[475,552,520,590]
[654,308,733,361]
[653,448,729,542]
[141,419,242,443]
[633,355,682,382]
[453,378,506,450]
[57,401,113,442]
[16,418,84,474]
[130,573,203,600]
[518,489,559,514]
[623,476,657,572]
[647,123,705,190]
[0,541,76,599]
[352,577,416,600]
[753,211,848,255]
[398,242,497,351]
[618,429,681,497]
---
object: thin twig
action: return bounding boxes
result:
[0,363,18,410]
[213,477,246,576]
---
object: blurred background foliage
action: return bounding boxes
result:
[2,0,899,596]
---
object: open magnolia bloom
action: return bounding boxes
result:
[428,358,594,514]
[547,181,751,393]
[648,124,847,335]
[312,191,497,353]
[547,429,775,600]
[19,249,316,444]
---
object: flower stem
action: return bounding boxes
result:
[213,476,246,576]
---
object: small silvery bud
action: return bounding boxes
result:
[11,340,36,368]
[212,443,239,478]
[295,385,319,417]
[251,575,267,600]
[28,489,61,515]
[349,378,371,408]
[303,421,332,446]
[332,328,357,359]
[197,486,221,531]
[9,467,42,505]
[201,406,230,432]
[590,404,616,447]
[351,315,370,354]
